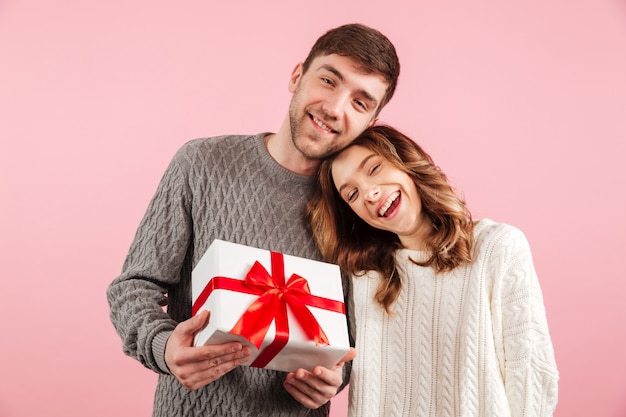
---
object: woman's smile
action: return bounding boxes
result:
[377,191,400,217]
[331,144,432,249]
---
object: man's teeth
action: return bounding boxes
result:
[378,191,400,217]
[313,117,333,132]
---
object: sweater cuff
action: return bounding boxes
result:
[152,330,174,374]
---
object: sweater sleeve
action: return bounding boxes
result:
[106,145,194,374]
[491,226,559,417]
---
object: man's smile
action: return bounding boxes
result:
[310,114,338,134]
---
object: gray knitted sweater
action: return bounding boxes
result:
[107,133,345,417]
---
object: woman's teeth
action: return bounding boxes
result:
[378,191,400,217]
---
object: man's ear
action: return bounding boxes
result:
[288,63,304,93]
[368,117,379,128]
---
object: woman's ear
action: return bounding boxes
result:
[288,63,304,93]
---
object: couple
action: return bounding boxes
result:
[107,23,558,417]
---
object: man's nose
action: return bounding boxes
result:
[321,92,348,119]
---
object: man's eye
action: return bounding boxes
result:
[355,100,367,110]
[322,77,333,85]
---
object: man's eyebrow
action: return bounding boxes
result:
[319,64,344,82]
[318,64,379,109]
[338,153,377,194]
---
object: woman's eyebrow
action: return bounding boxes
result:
[337,153,377,194]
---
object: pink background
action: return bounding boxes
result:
[1,1,625,416]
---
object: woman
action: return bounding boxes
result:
[306,125,558,417]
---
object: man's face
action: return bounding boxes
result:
[287,54,389,160]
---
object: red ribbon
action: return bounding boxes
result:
[191,251,346,368]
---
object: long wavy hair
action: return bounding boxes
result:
[306,125,474,313]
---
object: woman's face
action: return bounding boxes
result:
[331,144,431,250]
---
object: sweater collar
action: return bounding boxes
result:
[254,132,316,187]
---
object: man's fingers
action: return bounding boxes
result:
[185,310,211,335]
[172,342,251,367]
[283,349,355,408]
[283,370,335,409]
[337,347,356,366]
[170,310,210,347]
[176,345,252,391]
[165,311,254,390]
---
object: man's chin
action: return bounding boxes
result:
[301,140,346,159]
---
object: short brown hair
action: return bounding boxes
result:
[302,24,400,112]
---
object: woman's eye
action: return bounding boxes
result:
[369,163,381,175]
[347,190,358,202]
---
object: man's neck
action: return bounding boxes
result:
[266,118,321,176]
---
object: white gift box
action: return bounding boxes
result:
[191,239,350,373]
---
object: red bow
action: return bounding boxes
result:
[191,251,345,368]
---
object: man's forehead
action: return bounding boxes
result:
[310,53,372,75]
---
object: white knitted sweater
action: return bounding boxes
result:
[348,219,558,417]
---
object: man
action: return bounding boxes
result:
[107,23,400,417]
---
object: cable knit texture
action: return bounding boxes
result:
[348,219,559,417]
[107,133,349,417]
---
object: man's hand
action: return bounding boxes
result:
[164,310,252,390]
[283,347,356,409]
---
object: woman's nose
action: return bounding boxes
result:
[364,186,381,202]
